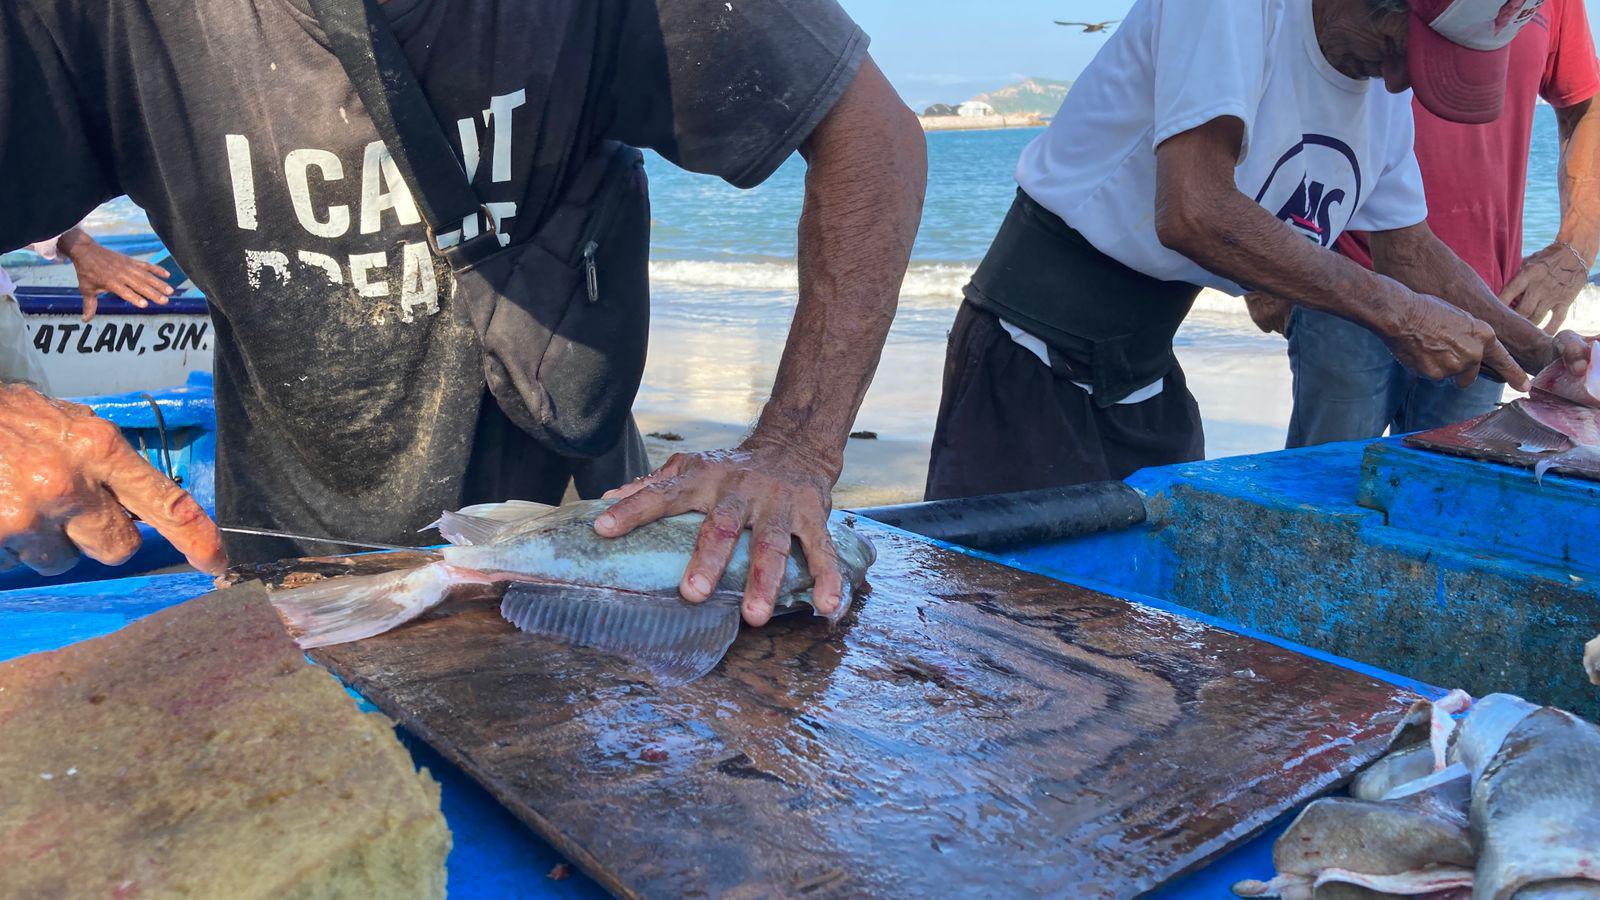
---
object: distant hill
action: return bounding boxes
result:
[969,78,1072,117]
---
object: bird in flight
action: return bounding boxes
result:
[1055,19,1118,33]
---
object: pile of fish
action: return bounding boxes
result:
[265,499,876,684]
[1234,692,1600,899]
[1464,342,1600,482]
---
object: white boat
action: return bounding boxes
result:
[1,236,212,397]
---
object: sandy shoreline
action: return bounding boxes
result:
[634,411,931,510]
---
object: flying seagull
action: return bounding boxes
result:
[1055,19,1118,33]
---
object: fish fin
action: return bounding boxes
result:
[267,563,456,648]
[426,500,556,546]
[1532,445,1600,484]
[1463,404,1572,453]
[500,583,742,686]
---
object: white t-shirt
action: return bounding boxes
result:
[1015,0,1428,294]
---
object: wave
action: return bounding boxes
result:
[649,259,973,307]
[1192,285,1600,335]
[651,258,1600,334]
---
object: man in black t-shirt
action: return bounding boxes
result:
[0,0,926,626]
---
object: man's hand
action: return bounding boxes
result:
[58,229,174,321]
[1500,242,1592,334]
[0,384,225,575]
[1243,292,1291,335]
[1381,289,1529,390]
[595,441,841,626]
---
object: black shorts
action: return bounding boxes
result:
[924,304,1204,501]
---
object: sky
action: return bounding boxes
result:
[840,0,1600,112]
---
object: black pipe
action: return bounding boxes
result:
[851,481,1148,552]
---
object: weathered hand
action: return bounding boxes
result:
[1242,291,1291,336]
[1383,289,1531,391]
[1500,243,1592,335]
[61,232,174,322]
[593,440,843,627]
[1550,330,1594,376]
[0,384,225,575]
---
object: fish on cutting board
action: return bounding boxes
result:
[264,498,876,684]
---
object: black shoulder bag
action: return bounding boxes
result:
[308,0,651,458]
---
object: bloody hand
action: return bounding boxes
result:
[0,384,225,575]
[593,440,843,627]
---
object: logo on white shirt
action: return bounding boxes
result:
[1252,135,1363,248]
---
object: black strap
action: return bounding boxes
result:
[307,0,501,268]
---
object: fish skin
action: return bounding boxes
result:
[1448,694,1540,782]
[1471,708,1600,900]
[438,499,875,618]
[1271,797,1476,879]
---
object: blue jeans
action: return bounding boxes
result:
[1286,307,1505,449]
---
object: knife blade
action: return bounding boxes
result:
[218,525,419,553]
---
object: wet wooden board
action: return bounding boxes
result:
[251,529,1420,898]
[1406,410,1600,481]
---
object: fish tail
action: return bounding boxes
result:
[267,563,461,649]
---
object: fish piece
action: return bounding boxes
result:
[1270,797,1476,879]
[1381,763,1471,824]
[1511,882,1600,900]
[267,499,877,680]
[1585,635,1600,686]
[1529,343,1600,409]
[1446,693,1539,782]
[1516,398,1600,482]
[1471,707,1600,900]
[1461,403,1573,454]
[1236,864,1477,898]
[1350,744,1435,801]
[500,583,743,685]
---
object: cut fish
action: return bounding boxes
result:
[1471,708,1600,900]
[1529,342,1600,409]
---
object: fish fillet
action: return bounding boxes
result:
[1529,343,1600,409]
[1471,708,1600,900]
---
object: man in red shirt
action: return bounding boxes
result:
[1247,0,1600,447]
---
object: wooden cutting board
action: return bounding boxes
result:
[243,528,1419,898]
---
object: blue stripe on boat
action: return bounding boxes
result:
[14,284,209,316]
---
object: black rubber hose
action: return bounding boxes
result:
[850,481,1147,552]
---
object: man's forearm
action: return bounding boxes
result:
[746,59,926,478]
[1555,98,1600,265]
[1370,224,1552,367]
[1156,182,1412,334]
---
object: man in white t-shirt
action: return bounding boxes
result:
[925,0,1593,500]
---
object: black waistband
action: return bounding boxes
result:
[965,190,1201,406]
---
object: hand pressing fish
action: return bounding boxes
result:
[265,499,876,684]
[1235,693,1600,899]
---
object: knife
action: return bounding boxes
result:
[217,525,420,553]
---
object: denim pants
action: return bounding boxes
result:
[1285,306,1505,449]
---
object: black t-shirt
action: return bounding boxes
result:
[0,0,866,558]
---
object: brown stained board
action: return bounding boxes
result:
[245,529,1420,898]
[1406,410,1600,481]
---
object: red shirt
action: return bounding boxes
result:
[1338,0,1600,293]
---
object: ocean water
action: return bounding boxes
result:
[70,106,1598,454]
